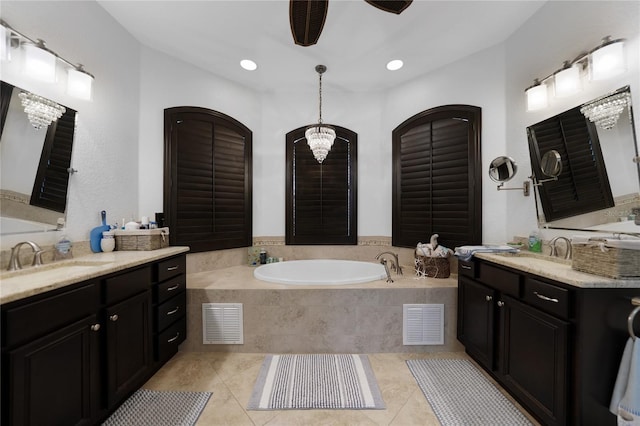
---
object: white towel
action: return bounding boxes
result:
[610,337,640,424]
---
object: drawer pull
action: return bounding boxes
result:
[461,264,472,270]
[167,284,181,292]
[534,291,559,303]
[166,266,179,271]
[167,332,180,343]
[109,314,119,322]
[91,324,101,332]
[167,306,180,316]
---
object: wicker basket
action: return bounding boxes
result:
[572,243,640,279]
[114,228,170,251]
[414,251,451,278]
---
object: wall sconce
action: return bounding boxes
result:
[0,19,95,100]
[526,79,548,111]
[590,36,625,81]
[525,35,625,112]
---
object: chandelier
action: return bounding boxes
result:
[580,91,631,130]
[305,64,335,164]
[18,91,66,129]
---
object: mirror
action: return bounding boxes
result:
[527,86,640,234]
[540,150,562,177]
[0,81,76,236]
[489,156,518,182]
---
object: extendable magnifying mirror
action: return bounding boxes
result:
[488,156,530,196]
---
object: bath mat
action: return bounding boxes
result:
[102,389,211,426]
[407,359,533,425]
[247,354,385,410]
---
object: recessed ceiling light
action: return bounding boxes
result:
[240,59,257,71]
[386,59,403,71]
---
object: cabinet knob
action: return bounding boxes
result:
[90,324,101,332]
[485,295,493,302]
[109,314,119,322]
[497,301,505,307]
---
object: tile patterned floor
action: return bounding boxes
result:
[142,351,540,425]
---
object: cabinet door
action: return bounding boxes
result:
[105,290,151,407]
[458,276,497,370]
[500,295,568,426]
[8,315,100,426]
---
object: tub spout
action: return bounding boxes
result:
[380,259,394,283]
[375,251,403,276]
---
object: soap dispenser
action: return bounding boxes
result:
[528,230,542,253]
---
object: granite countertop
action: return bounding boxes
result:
[0,246,190,305]
[475,252,640,289]
[188,264,459,290]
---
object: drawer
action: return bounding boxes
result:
[155,275,186,304]
[3,282,99,348]
[156,291,186,332]
[104,266,151,305]
[524,278,570,319]
[156,317,186,363]
[478,263,521,297]
[156,255,186,282]
[458,260,476,278]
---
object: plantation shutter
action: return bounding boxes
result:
[30,108,76,213]
[527,106,613,221]
[286,126,357,245]
[164,107,252,252]
[393,105,481,249]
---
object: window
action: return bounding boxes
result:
[31,107,77,213]
[286,125,357,245]
[164,107,252,252]
[392,105,482,249]
[527,106,614,221]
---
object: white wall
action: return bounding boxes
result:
[0,1,141,248]
[504,0,640,241]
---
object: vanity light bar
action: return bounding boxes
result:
[525,36,625,112]
[0,19,95,101]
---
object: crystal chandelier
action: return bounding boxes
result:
[18,91,66,129]
[580,91,631,130]
[305,64,335,164]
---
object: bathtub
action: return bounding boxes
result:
[0,216,58,235]
[254,259,387,285]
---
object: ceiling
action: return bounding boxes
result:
[98,0,546,93]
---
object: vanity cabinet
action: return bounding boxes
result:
[458,258,637,426]
[152,255,187,365]
[1,254,187,426]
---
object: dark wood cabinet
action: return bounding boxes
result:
[458,257,637,426]
[8,314,100,426]
[1,253,187,426]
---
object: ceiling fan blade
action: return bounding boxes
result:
[364,0,413,14]
[290,0,329,47]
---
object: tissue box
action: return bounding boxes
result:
[114,228,169,251]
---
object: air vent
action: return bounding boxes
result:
[403,304,444,345]
[202,303,243,344]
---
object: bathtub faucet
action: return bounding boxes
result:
[7,241,43,271]
[375,251,403,283]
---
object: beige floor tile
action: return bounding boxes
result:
[389,389,440,426]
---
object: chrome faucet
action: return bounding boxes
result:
[549,236,572,260]
[7,241,44,271]
[375,251,403,283]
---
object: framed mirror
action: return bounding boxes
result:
[527,86,640,234]
[0,81,76,236]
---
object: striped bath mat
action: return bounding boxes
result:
[407,359,532,425]
[247,354,385,410]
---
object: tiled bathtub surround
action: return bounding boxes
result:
[185,265,461,354]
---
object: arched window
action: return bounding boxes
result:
[286,125,357,245]
[164,107,252,252]
[392,105,482,249]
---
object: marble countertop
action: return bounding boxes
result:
[475,252,640,289]
[0,247,190,305]
[188,265,459,290]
